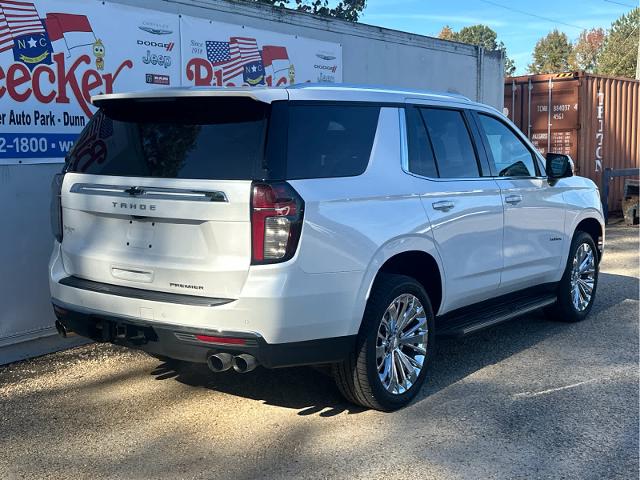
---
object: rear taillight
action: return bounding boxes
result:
[251,182,304,264]
[50,173,64,243]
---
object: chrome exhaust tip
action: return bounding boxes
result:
[232,354,258,373]
[55,320,75,339]
[207,353,233,372]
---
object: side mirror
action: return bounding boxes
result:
[546,153,574,180]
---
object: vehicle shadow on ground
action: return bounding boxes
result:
[150,271,638,416]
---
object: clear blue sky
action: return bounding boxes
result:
[359,0,638,74]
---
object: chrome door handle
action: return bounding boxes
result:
[505,194,523,205]
[432,200,454,212]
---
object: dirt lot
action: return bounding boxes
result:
[1,223,638,480]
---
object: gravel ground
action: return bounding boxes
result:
[1,223,638,480]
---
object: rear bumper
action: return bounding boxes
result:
[49,243,364,344]
[52,300,355,368]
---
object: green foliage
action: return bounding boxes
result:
[455,24,501,50]
[253,0,366,22]
[597,7,639,78]
[528,29,573,74]
[504,56,516,77]
[438,24,516,76]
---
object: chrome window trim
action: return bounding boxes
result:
[70,183,228,203]
[399,106,490,183]
[399,107,409,174]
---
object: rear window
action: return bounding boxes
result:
[285,105,380,179]
[65,99,380,180]
[65,97,269,180]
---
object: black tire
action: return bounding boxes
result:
[545,231,599,322]
[333,274,435,411]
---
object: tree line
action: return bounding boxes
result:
[528,8,638,78]
[436,8,638,78]
[247,1,637,79]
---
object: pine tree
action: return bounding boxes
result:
[597,8,639,78]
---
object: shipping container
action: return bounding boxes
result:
[504,72,639,212]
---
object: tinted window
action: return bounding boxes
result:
[66,98,268,179]
[405,107,438,178]
[477,114,537,177]
[420,108,479,178]
[286,105,380,179]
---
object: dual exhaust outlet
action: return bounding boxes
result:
[56,321,256,373]
[207,353,258,374]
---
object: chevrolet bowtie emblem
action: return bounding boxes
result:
[124,186,145,196]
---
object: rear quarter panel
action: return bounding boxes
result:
[289,107,444,336]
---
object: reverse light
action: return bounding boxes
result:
[251,182,304,264]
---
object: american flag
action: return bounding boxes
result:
[0,0,46,53]
[206,37,262,83]
[99,116,113,139]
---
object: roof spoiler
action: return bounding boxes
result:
[92,87,289,107]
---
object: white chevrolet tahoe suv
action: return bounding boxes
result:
[50,85,604,411]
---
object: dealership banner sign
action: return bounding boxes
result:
[0,0,180,163]
[180,15,342,88]
[0,1,342,164]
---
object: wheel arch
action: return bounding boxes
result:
[574,216,604,262]
[374,251,443,316]
[350,236,445,337]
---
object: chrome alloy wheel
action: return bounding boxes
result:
[376,294,428,395]
[570,242,596,312]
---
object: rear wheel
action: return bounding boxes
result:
[545,231,599,322]
[333,274,435,411]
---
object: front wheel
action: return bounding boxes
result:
[546,231,599,322]
[333,274,435,411]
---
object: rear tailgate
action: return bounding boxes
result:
[58,93,281,300]
[60,174,251,299]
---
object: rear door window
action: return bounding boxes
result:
[286,105,381,179]
[419,108,480,178]
[65,98,269,180]
[405,107,439,178]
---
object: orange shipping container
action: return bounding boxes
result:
[504,72,639,212]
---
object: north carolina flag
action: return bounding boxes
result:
[262,45,290,84]
[262,45,289,73]
[45,13,95,53]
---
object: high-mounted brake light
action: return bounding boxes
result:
[50,173,64,243]
[251,182,304,264]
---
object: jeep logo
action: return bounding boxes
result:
[142,50,172,69]
[112,202,156,211]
